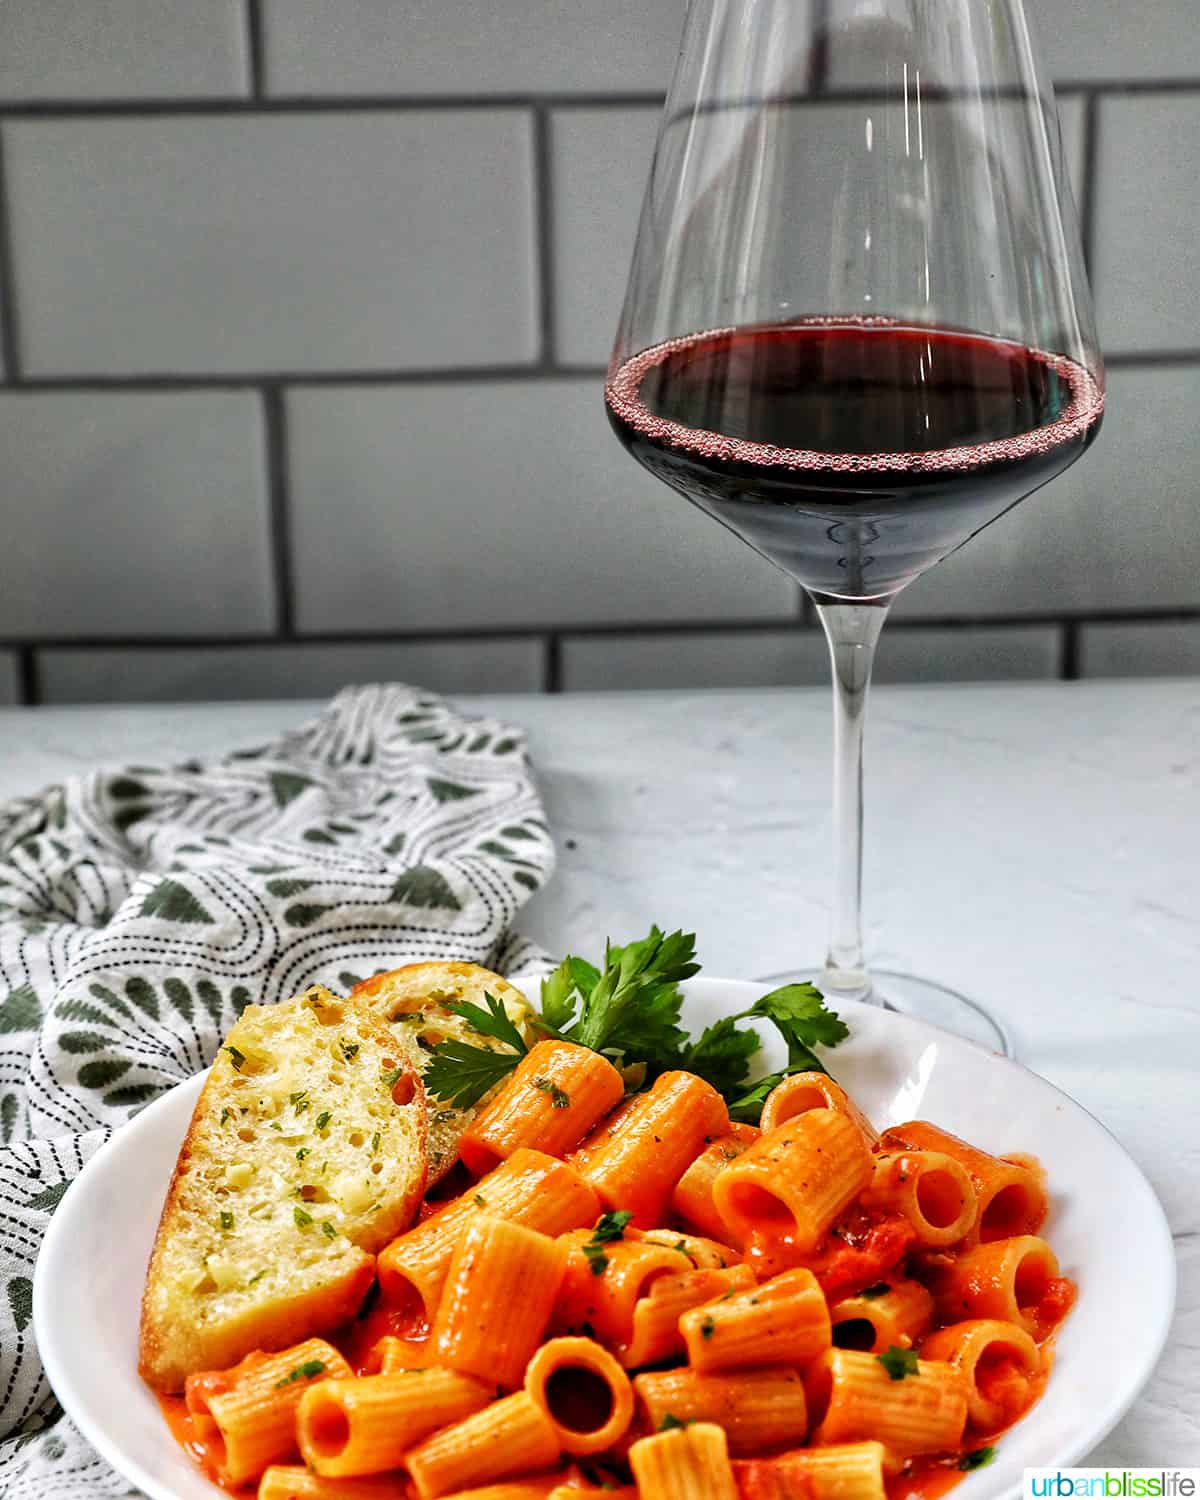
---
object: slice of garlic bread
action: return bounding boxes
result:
[139,985,426,1392]
[350,962,535,1180]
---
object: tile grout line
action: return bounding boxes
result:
[261,386,296,639]
[244,0,267,100]
[1061,620,1081,680]
[4,349,1197,396]
[544,634,563,693]
[0,125,24,382]
[14,645,38,706]
[532,105,559,370]
[11,609,1200,656]
[0,77,1193,120]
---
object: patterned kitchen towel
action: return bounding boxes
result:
[0,683,556,1500]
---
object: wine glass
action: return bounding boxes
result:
[605,0,1103,1054]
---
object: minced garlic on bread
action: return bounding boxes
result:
[138,985,427,1392]
[349,962,535,1181]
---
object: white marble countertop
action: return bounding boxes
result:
[2,681,1197,1460]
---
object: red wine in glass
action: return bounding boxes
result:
[607,319,1103,600]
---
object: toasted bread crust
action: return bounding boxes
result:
[138,987,426,1391]
[350,962,536,1181]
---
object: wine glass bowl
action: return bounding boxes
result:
[604,0,1103,1050]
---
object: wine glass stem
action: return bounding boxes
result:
[812,596,892,1002]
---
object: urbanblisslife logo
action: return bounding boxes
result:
[1025,1473,1200,1499]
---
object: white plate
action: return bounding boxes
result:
[34,978,1175,1500]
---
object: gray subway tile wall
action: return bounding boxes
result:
[0,1,249,102]
[286,381,797,632]
[261,0,688,97]
[1092,95,1199,355]
[38,639,545,705]
[5,113,538,376]
[0,392,272,639]
[0,3,1195,704]
[1078,622,1200,680]
[893,366,1200,618]
[561,625,1061,692]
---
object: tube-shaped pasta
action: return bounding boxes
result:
[378,1149,598,1319]
[524,1337,635,1455]
[443,1484,565,1500]
[920,1318,1044,1431]
[619,1265,755,1368]
[828,1280,934,1354]
[712,1110,873,1254]
[259,1465,411,1500]
[406,1391,562,1500]
[574,1071,729,1226]
[640,1229,743,1270]
[632,1368,809,1455]
[433,1217,569,1388]
[552,1231,692,1345]
[547,1488,637,1500]
[732,1441,894,1500]
[459,1042,626,1175]
[670,1126,761,1244]
[805,1349,968,1455]
[194,1339,352,1485]
[759,1073,878,1145]
[297,1369,493,1477]
[929,1234,1065,1338]
[629,1422,738,1500]
[860,1151,977,1248]
[364,1335,431,1374]
[681,1268,832,1373]
[879,1123,1047,1243]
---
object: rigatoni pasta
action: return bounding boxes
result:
[712,1109,874,1253]
[629,1421,738,1500]
[524,1337,634,1454]
[632,1367,809,1454]
[458,1042,626,1176]
[297,1369,492,1477]
[431,1217,568,1387]
[805,1348,969,1454]
[151,976,1076,1500]
[573,1071,729,1227]
[680,1268,831,1372]
[406,1390,561,1499]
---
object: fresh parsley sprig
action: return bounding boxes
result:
[423,926,847,1124]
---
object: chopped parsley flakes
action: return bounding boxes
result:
[219,1210,233,1230]
[224,1045,246,1071]
[533,1076,572,1109]
[294,1206,313,1228]
[275,1359,326,1388]
[959,1448,996,1471]
[876,1346,920,1380]
[315,1111,332,1131]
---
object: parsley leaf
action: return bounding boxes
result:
[591,1210,634,1244]
[659,1414,691,1431]
[876,1346,920,1380]
[275,1359,325,1388]
[683,1015,762,1101]
[584,1244,609,1276]
[294,1206,313,1228]
[426,1042,524,1110]
[959,1448,996,1471]
[446,993,528,1054]
[225,1045,246,1071]
[219,1210,233,1230]
[315,1111,332,1131]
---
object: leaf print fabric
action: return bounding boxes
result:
[0,684,555,1499]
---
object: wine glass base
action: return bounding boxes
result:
[756,966,1014,1058]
